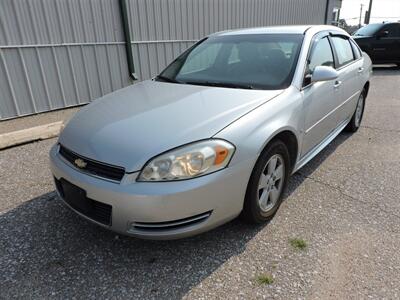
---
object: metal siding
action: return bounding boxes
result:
[1,0,326,120]
[127,0,326,84]
[0,0,130,120]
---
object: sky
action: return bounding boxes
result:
[340,0,400,25]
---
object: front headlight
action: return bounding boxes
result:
[138,139,235,181]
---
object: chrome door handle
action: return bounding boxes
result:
[334,80,342,88]
[358,67,364,73]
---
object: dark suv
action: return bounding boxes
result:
[353,22,400,66]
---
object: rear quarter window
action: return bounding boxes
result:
[350,39,362,59]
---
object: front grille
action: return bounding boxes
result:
[132,211,212,232]
[59,145,125,182]
[55,177,112,226]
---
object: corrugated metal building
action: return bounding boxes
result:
[0,0,341,120]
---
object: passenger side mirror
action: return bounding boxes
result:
[376,30,389,39]
[311,66,338,83]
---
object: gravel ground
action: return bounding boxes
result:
[1,66,399,299]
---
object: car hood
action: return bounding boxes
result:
[59,80,283,172]
[352,36,371,41]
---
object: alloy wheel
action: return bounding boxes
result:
[257,154,285,212]
[355,94,365,127]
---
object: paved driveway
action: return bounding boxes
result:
[1,66,399,299]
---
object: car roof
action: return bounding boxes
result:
[375,21,400,24]
[211,25,344,36]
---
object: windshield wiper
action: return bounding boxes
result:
[155,75,179,83]
[183,81,254,90]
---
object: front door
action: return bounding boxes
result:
[301,35,340,156]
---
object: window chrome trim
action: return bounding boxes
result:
[334,56,363,71]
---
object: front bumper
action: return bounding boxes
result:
[49,144,254,239]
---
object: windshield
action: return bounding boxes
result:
[157,34,304,90]
[353,24,382,36]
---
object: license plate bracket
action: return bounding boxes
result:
[61,179,92,214]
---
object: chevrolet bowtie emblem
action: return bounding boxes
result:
[74,158,87,169]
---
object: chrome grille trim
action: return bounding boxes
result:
[133,211,212,231]
[58,144,125,182]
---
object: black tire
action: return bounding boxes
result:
[345,89,366,132]
[241,139,291,224]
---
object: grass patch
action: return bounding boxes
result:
[256,274,274,285]
[289,238,307,250]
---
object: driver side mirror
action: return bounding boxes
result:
[376,30,389,39]
[311,66,338,83]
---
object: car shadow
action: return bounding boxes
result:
[284,131,352,199]
[372,64,400,76]
[0,132,352,298]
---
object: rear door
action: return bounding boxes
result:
[301,33,339,156]
[330,35,364,124]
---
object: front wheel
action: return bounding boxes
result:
[241,140,290,223]
[345,90,366,132]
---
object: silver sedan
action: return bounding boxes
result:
[50,25,371,239]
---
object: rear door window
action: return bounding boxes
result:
[331,36,355,68]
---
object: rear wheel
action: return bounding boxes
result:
[345,90,366,132]
[241,140,290,223]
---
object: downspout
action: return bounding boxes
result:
[119,0,138,80]
[324,0,330,25]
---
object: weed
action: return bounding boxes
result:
[290,238,307,250]
[256,274,274,285]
